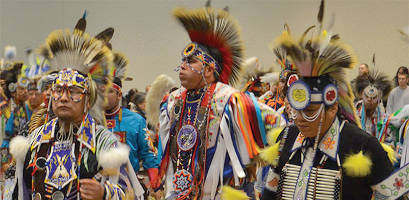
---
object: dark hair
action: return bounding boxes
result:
[394,66,409,86]
[169,87,178,93]
[131,92,146,106]
[282,72,297,97]
[123,88,139,108]
[199,44,222,81]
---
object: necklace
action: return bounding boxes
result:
[172,83,216,199]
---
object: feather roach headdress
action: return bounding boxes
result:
[278,0,359,125]
[111,52,129,90]
[354,69,391,102]
[173,6,244,85]
[270,24,297,81]
[0,61,24,98]
[38,12,114,124]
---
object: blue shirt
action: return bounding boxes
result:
[107,108,159,171]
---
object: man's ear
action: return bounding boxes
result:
[117,90,123,101]
[204,65,215,80]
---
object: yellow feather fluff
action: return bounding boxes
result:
[381,143,398,164]
[267,127,284,145]
[259,142,280,166]
[343,151,372,177]
[221,186,249,200]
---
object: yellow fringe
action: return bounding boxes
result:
[221,186,249,200]
[343,151,372,177]
[259,142,280,167]
[381,143,398,164]
[267,127,284,145]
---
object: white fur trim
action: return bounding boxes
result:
[9,136,29,160]
[98,143,130,169]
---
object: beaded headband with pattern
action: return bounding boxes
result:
[182,42,221,75]
[54,68,88,89]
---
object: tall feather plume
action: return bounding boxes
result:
[270,24,297,74]
[317,0,325,31]
[173,7,244,85]
[331,34,340,41]
[398,27,409,43]
[205,0,211,8]
[146,74,177,127]
[284,23,291,35]
[298,25,315,46]
[223,6,229,12]
[274,0,360,126]
[113,52,128,81]
[95,27,114,44]
[372,53,376,68]
[74,10,87,32]
[44,29,113,84]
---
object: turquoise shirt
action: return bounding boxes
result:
[107,108,159,171]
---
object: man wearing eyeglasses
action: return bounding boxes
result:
[9,25,141,200]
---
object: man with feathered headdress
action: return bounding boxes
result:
[157,4,285,200]
[8,14,142,200]
[354,70,391,138]
[0,62,30,197]
[261,1,397,199]
[1,63,29,147]
[237,57,270,97]
[259,42,297,112]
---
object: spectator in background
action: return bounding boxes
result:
[393,66,409,87]
[359,63,370,76]
[129,92,146,119]
[352,63,370,102]
[386,66,409,115]
[145,85,151,93]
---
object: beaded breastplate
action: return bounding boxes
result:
[277,120,345,200]
[169,84,216,200]
[279,164,342,200]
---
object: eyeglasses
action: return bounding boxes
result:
[51,85,87,103]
